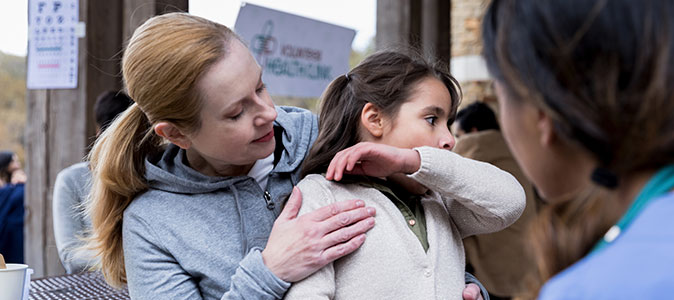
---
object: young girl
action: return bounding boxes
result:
[284,51,526,299]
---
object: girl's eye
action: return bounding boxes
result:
[256,83,267,94]
[425,116,437,125]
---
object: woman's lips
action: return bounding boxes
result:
[253,130,274,143]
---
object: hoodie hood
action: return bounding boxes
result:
[144,105,318,194]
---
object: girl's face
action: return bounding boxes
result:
[379,77,455,151]
[185,40,278,176]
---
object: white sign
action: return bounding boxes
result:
[27,0,79,89]
[450,55,490,83]
[235,3,355,98]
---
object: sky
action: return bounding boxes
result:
[0,0,375,57]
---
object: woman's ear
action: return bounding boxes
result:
[154,122,191,149]
[537,109,556,147]
[360,103,385,138]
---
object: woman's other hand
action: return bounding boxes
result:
[462,283,485,300]
[262,187,376,282]
[325,142,421,181]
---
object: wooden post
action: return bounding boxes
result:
[25,0,187,277]
[376,0,451,63]
[375,0,421,51]
[421,0,451,63]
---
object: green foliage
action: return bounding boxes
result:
[0,51,26,160]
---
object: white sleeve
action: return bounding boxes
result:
[408,146,526,238]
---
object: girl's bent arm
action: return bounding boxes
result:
[408,146,526,238]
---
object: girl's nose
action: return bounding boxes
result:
[439,130,455,150]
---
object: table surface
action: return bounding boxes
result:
[30,272,129,300]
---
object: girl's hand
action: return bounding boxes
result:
[325,142,421,181]
[262,187,376,282]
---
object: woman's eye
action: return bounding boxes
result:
[425,116,437,125]
[256,83,267,94]
[229,110,243,120]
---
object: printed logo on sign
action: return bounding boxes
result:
[251,20,333,81]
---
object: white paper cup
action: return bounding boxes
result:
[0,264,33,300]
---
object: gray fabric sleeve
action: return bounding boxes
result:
[52,167,94,274]
[123,212,289,300]
[465,272,490,300]
[408,147,526,238]
[225,248,291,300]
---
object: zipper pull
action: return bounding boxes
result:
[264,190,275,210]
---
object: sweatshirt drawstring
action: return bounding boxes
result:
[231,184,248,257]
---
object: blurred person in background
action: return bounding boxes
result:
[52,90,134,273]
[453,102,538,299]
[0,151,26,263]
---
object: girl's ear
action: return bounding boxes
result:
[360,102,385,138]
[154,122,192,149]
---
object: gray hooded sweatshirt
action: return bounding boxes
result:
[122,106,318,300]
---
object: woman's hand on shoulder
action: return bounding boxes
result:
[262,187,376,282]
[325,142,421,181]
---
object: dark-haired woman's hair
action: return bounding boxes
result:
[301,50,461,177]
[483,0,674,294]
[0,151,14,184]
[456,102,500,133]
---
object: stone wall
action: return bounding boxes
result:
[450,0,496,112]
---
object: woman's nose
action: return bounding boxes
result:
[254,101,277,127]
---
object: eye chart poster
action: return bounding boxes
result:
[27,0,79,89]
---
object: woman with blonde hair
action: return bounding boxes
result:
[86,13,376,299]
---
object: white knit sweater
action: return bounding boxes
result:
[284,147,526,300]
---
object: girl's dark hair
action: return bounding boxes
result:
[483,0,674,294]
[302,50,461,177]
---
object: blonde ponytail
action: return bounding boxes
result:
[86,104,162,287]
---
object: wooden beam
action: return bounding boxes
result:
[24,90,49,276]
[24,0,186,277]
[421,0,451,63]
[376,0,421,50]
[123,0,189,45]
[376,0,451,63]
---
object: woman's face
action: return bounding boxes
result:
[494,81,594,201]
[8,155,20,172]
[185,40,277,176]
